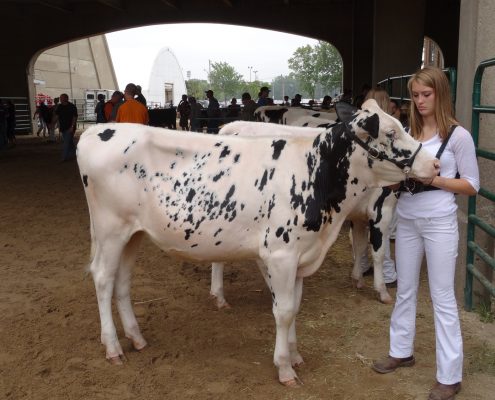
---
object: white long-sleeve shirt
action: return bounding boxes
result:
[397,126,480,219]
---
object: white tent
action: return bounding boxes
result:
[146,47,187,107]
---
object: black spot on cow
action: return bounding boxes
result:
[214,142,222,147]
[174,180,181,191]
[214,228,223,237]
[282,231,290,243]
[312,113,320,118]
[184,229,194,240]
[257,170,268,191]
[82,175,88,187]
[186,188,196,203]
[275,227,284,237]
[351,177,359,185]
[234,154,240,163]
[269,168,275,180]
[215,241,222,246]
[372,187,392,225]
[267,195,276,218]
[359,113,379,138]
[98,129,115,141]
[303,122,309,127]
[212,170,225,182]
[170,161,176,169]
[219,146,231,160]
[191,244,198,248]
[271,139,286,160]
[369,221,383,252]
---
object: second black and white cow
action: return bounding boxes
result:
[76,99,438,386]
[254,105,337,126]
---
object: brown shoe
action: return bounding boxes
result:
[428,382,461,400]
[371,355,415,374]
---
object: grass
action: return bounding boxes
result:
[466,342,495,376]
[475,301,495,324]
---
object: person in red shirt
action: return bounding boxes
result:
[116,83,149,125]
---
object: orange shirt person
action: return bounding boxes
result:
[116,83,149,125]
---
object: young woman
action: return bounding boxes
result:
[372,66,480,400]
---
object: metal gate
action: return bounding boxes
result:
[464,58,495,311]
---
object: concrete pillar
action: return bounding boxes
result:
[456,0,495,306]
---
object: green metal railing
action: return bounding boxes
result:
[378,67,457,104]
[464,57,495,311]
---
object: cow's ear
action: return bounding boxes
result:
[362,113,379,138]
[335,101,358,123]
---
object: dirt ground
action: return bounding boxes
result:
[1,135,494,400]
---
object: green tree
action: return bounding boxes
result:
[186,79,209,100]
[238,79,271,101]
[208,61,243,103]
[288,41,342,99]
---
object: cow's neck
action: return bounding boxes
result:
[301,124,359,231]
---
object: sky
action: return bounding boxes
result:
[105,23,319,91]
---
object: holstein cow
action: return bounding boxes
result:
[77,99,438,386]
[254,105,337,126]
[212,116,397,305]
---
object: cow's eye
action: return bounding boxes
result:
[386,130,397,140]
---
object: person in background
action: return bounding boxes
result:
[321,95,332,110]
[240,92,257,121]
[135,85,147,107]
[372,66,480,400]
[55,93,78,162]
[205,89,220,133]
[226,97,240,119]
[257,86,270,106]
[95,93,106,123]
[291,93,302,107]
[104,91,124,122]
[33,100,50,137]
[353,84,371,108]
[399,100,411,129]
[282,95,290,106]
[189,96,203,132]
[116,83,149,125]
[389,98,401,119]
[177,94,191,131]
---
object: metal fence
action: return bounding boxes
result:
[1,96,32,134]
[377,67,457,104]
[464,57,495,311]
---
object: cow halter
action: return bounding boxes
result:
[343,123,422,175]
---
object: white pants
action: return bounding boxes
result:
[389,213,463,384]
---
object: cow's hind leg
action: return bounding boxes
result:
[265,257,300,386]
[210,262,230,309]
[115,232,148,351]
[350,220,368,289]
[90,236,128,364]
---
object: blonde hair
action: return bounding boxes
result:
[364,87,391,113]
[407,66,457,140]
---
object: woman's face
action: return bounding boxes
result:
[411,81,436,118]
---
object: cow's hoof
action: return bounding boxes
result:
[133,340,148,352]
[107,354,126,365]
[211,294,231,309]
[379,293,394,304]
[353,278,366,289]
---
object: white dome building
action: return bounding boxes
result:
[147,47,187,107]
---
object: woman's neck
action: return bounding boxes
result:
[420,115,438,141]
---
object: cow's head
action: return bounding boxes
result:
[335,99,439,186]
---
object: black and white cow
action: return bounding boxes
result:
[76,99,438,386]
[254,105,337,126]
[213,119,397,304]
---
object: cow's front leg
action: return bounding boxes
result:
[266,258,300,386]
[350,220,368,289]
[369,234,393,304]
[115,232,147,351]
[210,262,230,309]
[91,240,126,364]
[289,277,304,367]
